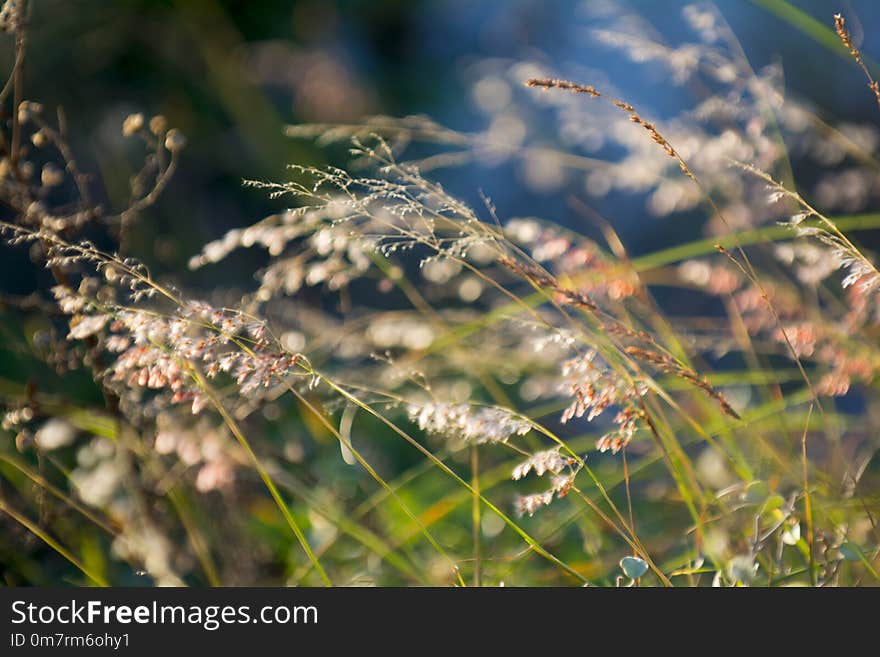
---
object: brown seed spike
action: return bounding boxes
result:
[525,78,601,97]
[833,13,880,109]
[526,77,697,181]
[834,14,860,61]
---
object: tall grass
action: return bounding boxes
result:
[1,1,879,587]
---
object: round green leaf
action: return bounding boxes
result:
[620,556,649,579]
[839,542,863,562]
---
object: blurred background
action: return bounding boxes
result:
[3,0,880,585]
[10,0,880,282]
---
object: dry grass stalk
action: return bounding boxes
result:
[834,13,880,108]
[525,77,695,180]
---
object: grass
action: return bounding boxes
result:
[1,1,879,588]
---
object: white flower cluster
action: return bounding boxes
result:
[54,283,303,414]
[560,351,640,422]
[560,351,647,454]
[513,491,554,517]
[407,401,531,445]
[510,447,578,517]
[511,447,571,480]
[513,474,576,517]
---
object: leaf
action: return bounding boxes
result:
[620,556,648,579]
[761,494,785,514]
[781,523,801,546]
[839,542,863,562]
[837,542,880,581]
